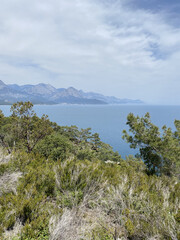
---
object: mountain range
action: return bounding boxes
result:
[0,80,143,105]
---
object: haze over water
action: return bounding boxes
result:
[1,104,180,159]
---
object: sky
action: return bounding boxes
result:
[0,0,180,104]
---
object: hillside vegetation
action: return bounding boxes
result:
[0,102,179,240]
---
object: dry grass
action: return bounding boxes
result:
[0,148,22,195]
[3,220,23,240]
[0,147,11,164]
[0,171,22,195]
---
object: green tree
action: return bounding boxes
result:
[122,112,180,177]
[9,101,53,152]
[34,133,73,161]
[79,128,92,142]
[57,125,80,143]
[0,109,4,120]
[0,110,13,153]
[91,133,102,151]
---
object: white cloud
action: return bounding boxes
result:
[0,0,180,104]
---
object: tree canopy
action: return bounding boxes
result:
[122,112,180,177]
[0,101,53,152]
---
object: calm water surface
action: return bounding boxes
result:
[1,105,180,158]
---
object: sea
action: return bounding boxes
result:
[1,104,180,159]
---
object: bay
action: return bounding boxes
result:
[0,104,180,159]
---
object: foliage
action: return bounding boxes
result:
[0,101,53,153]
[0,103,179,239]
[34,133,73,161]
[122,112,180,177]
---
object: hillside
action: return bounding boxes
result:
[0,80,143,105]
[0,102,179,240]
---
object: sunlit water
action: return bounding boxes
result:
[1,104,180,159]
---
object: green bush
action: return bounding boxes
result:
[0,163,9,176]
[34,133,73,161]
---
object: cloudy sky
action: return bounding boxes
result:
[0,0,180,104]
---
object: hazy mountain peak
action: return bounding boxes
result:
[0,80,7,90]
[19,83,57,96]
[37,83,55,88]
[0,80,143,105]
[0,80,6,86]
[67,87,77,91]
[65,87,82,98]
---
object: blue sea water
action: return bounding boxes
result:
[1,105,180,159]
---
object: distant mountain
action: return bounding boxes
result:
[0,81,30,104]
[8,83,57,97]
[0,80,143,105]
[0,81,54,105]
[80,90,143,104]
